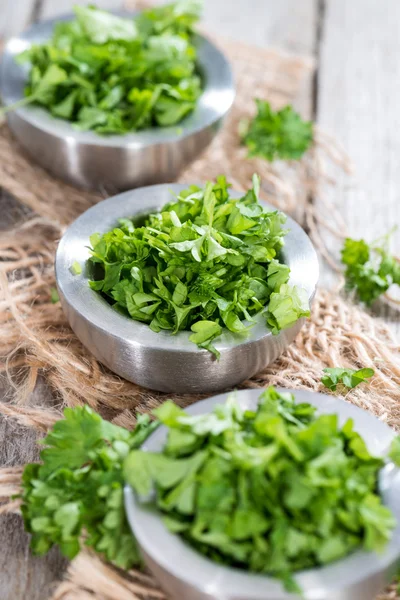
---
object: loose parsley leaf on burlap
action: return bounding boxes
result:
[125,386,398,594]
[20,407,158,568]
[50,287,60,303]
[321,367,375,391]
[341,230,400,305]
[88,175,310,356]
[3,2,202,134]
[240,100,313,161]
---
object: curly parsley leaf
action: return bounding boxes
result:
[88,175,310,355]
[341,231,400,305]
[125,386,396,593]
[240,100,313,162]
[2,1,202,134]
[321,367,375,391]
[20,406,158,568]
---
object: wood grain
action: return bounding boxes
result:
[202,0,318,117]
[0,0,35,38]
[316,0,400,333]
[41,0,126,19]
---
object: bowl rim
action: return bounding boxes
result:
[55,182,319,355]
[0,10,235,148]
[124,387,400,599]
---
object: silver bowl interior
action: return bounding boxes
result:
[124,388,400,600]
[55,183,319,354]
[0,11,235,148]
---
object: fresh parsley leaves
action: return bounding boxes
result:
[240,100,313,161]
[322,367,375,391]
[5,2,202,134]
[341,231,400,305]
[20,406,158,567]
[19,390,400,594]
[125,386,397,592]
[88,175,310,356]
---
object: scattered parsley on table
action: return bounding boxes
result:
[321,367,375,391]
[240,100,313,162]
[341,230,400,305]
[88,174,310,356]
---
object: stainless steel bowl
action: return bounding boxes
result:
[55,183,319,393]
[0,13,234,192]
[124,387,400,600]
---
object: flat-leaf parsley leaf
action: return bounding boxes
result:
[341,230,400,305]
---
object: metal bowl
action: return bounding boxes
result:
[0,13,234,192]
[124,387,400,600]
[55,183,319,393]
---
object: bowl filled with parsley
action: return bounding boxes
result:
[123,386,400,600]
[55,175,318,393]
[0,2,234,191]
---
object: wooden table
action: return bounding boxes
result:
[1,1,399,598]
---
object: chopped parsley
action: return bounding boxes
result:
[125,386,398,592]
[3,1,202,134]
[88,175,310,356]
[70,261,82,275]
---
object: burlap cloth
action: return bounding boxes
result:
[0,20,398,600]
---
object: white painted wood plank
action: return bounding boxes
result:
[1,0,35,38]
[317,0,400,334]
[41,0,125,19]
[203,0,316,56]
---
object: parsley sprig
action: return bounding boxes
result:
[240,100,313,162]
[3,2,202,134]
[341,229,400,305]
[20,407,158,567]
[88,175,310,356]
